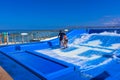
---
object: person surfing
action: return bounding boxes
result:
[63,34,68,49]
[58,30,65,48]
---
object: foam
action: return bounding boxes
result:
[36,31,120,71]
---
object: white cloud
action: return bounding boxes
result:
[102,16,120,26]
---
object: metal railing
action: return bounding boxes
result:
[0,30,60,46]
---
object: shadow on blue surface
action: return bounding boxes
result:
[78,50,109,57]
[91,71,110,80]
[85,57,108,66]
[47,41,60,49]
[61,47,78,52]
[51,45,60,49]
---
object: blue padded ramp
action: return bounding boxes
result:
[0,52,41,80]
[10,52,66,74]
[0,48,78,80]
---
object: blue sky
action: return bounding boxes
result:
[0,0,120,29]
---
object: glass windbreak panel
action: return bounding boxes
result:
[0,30,60,45]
